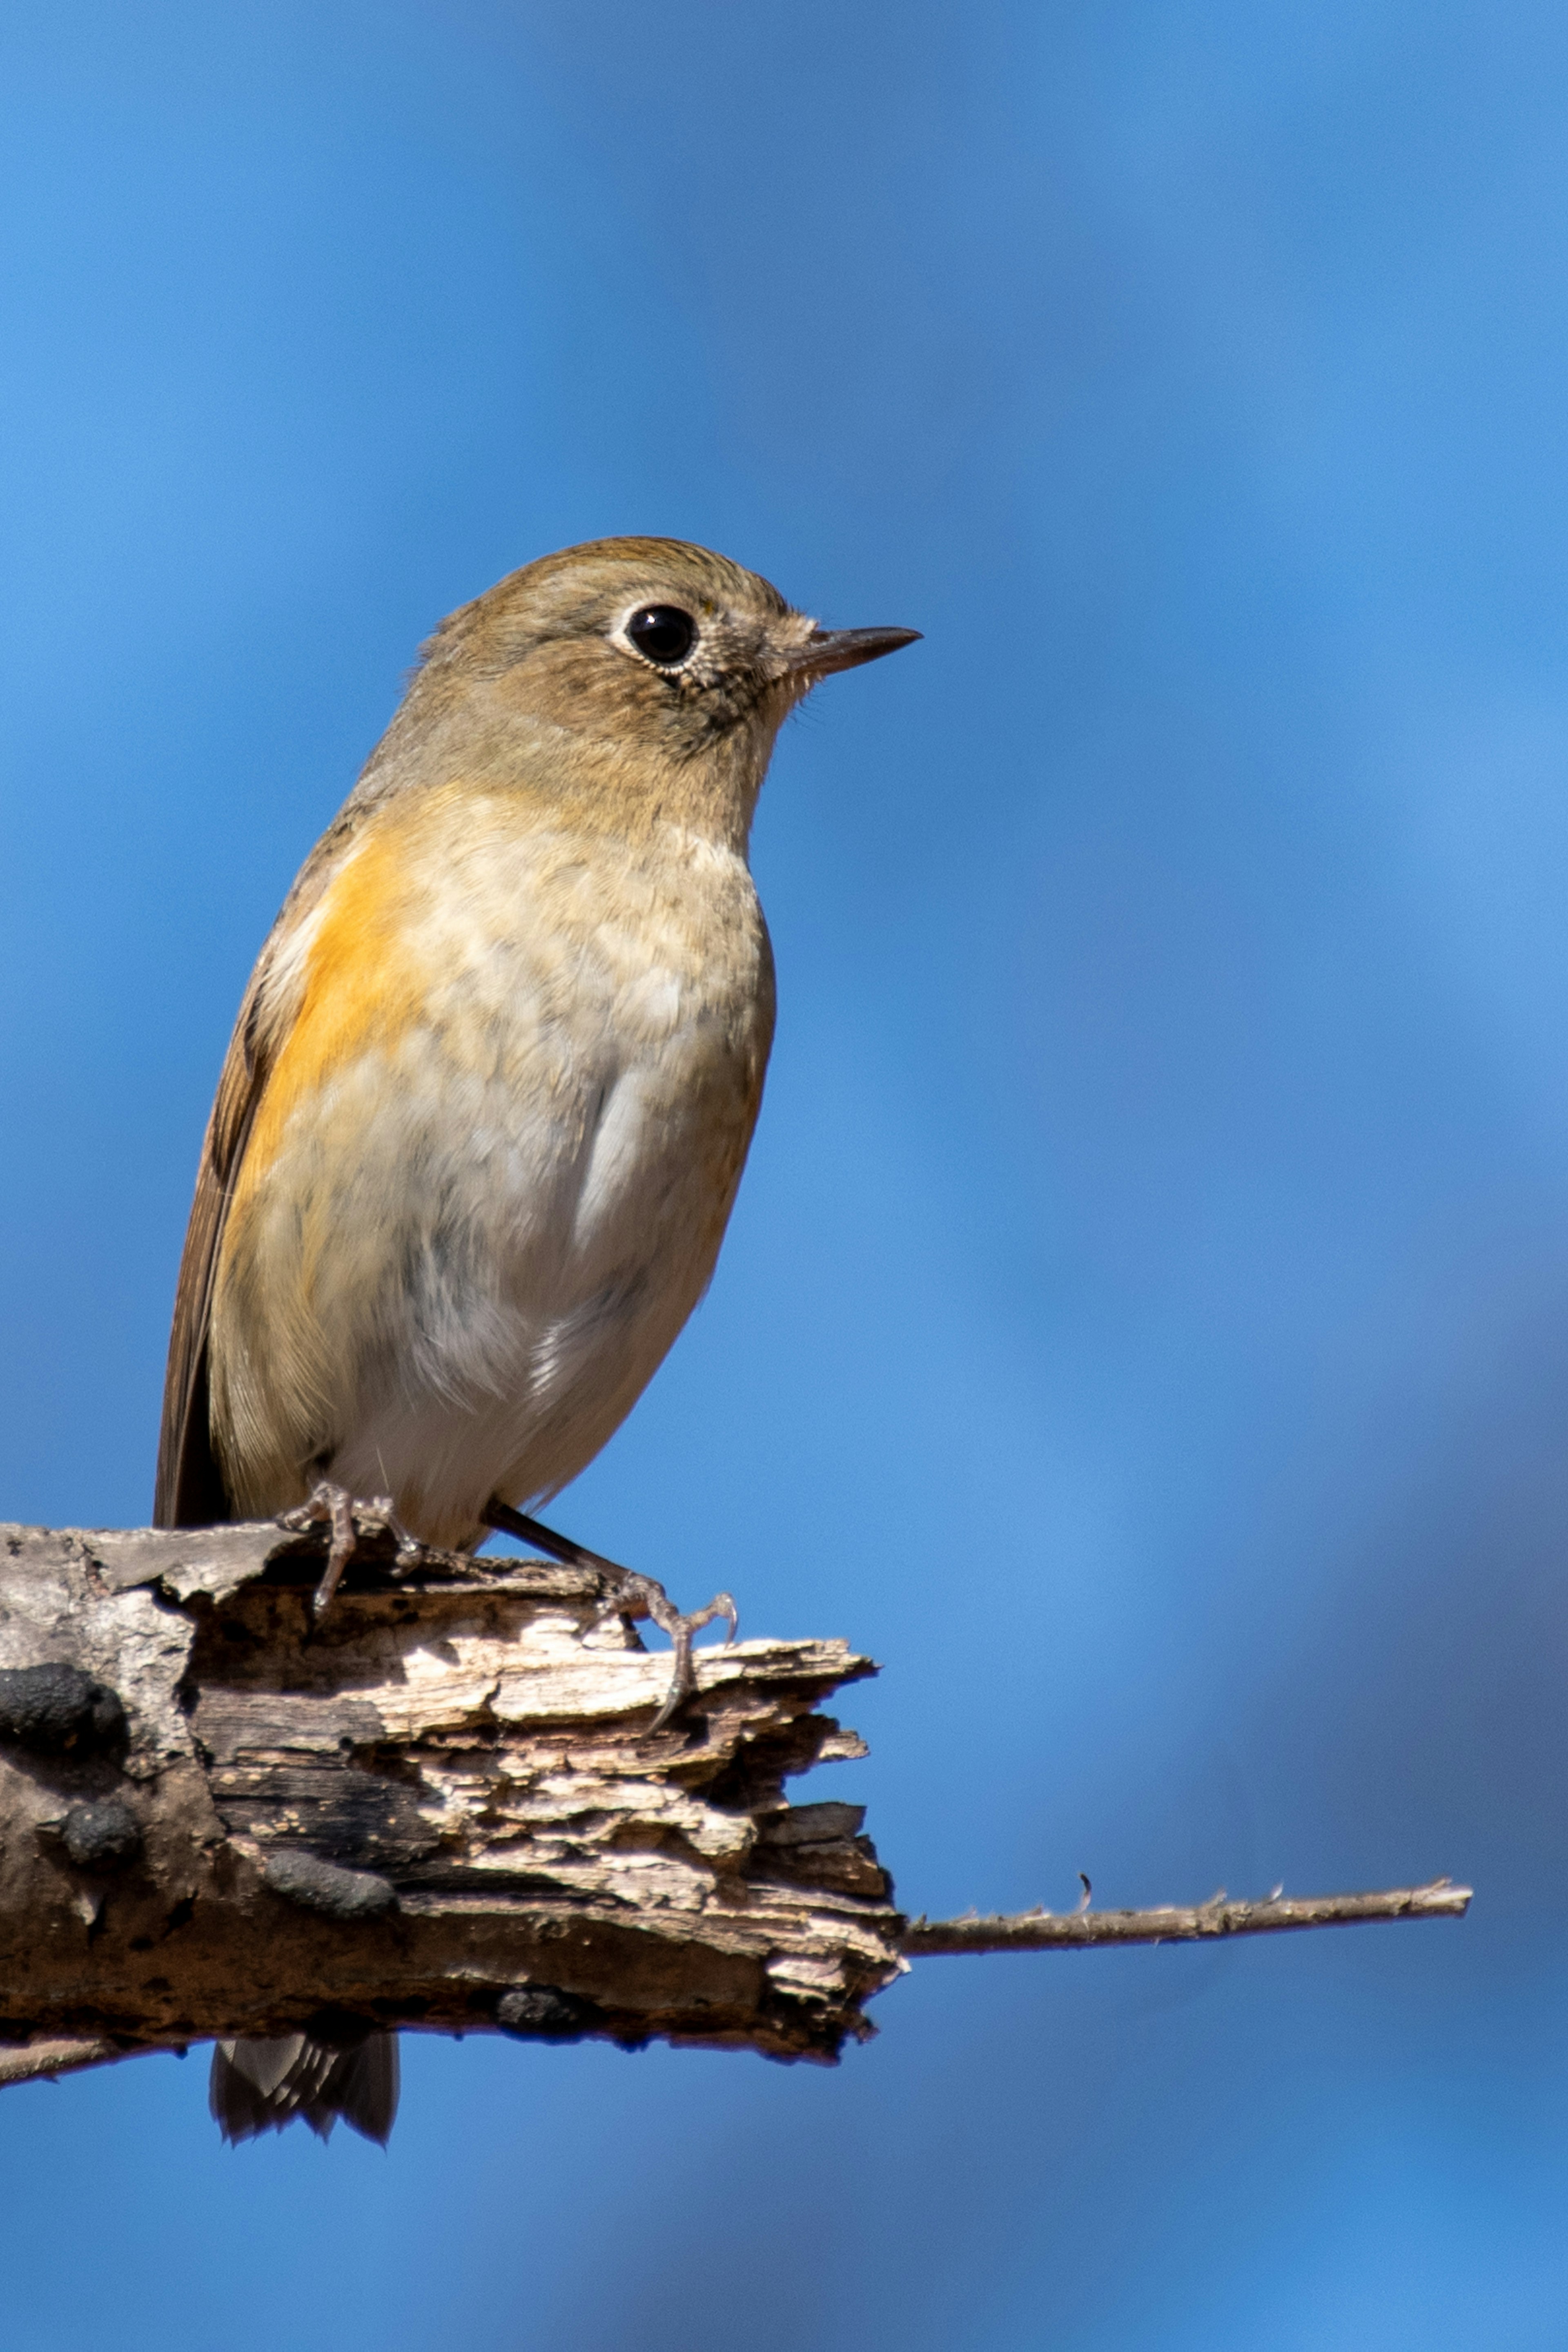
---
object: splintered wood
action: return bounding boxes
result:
[0,1520,1471,2097]
[0,1523,904,2087]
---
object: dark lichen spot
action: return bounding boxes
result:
[0,1664,127,1757]
[494,1985,603,2042]
[263,1848,398,1922]
[61,1798,141,1871]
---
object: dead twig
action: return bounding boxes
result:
[902,1879,1471,1955]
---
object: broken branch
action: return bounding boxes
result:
[0,1521,1470,2095]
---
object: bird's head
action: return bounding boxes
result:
[365,537,919,847]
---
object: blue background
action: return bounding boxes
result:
[2,3,1566,2344]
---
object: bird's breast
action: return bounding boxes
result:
[210,786,775,1533]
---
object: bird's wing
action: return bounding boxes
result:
[153,820,357,1527]
[153,968,273,1526]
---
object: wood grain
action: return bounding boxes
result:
[0,1520,1470,2096]
[0,1521,901,2082]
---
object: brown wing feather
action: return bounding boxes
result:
[153,978,275,1527]
[153,816,361,1528]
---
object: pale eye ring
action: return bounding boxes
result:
[626,604,697,667]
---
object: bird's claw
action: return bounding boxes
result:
[477,1498,736,1732]
[277,1481,415,1616]
[592,1572,738,1732]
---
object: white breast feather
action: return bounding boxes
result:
[304,811,769,1543]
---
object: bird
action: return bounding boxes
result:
[153,534,919,2144]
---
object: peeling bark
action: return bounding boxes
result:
[0,1521,1472,2098]
[0,1522,902,2084]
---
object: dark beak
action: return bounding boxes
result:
[785,624,922,682]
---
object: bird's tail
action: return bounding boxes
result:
[209,2029,400,2145]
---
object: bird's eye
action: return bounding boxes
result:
[626,604,697,667]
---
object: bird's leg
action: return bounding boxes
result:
[481,1499,737,1731]
[278,1480,420,1617]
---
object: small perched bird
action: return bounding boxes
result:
[154,535,918,2144]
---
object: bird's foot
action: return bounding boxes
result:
[278,1481,421,1617]
[481,1498,737,1730]
[593,1571,739,1732]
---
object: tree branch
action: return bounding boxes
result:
[902,1879,1471,1954]
[0,1521,1470,2093]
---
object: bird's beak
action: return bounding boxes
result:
[784,624,922,682]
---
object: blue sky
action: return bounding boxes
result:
[4,3,1568,2345]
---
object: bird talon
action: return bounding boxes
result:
[475,1503,734,1728]
[647,1670,695,1735]
[389,1532,424,1581]
[276,1480,408,1616]
[611,1579,736,1730]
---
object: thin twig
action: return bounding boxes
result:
[901,1877,1472,1955]
[0,2037,124,2088]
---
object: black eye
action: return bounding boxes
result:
[626,604,697,667]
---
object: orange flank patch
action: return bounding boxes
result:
[236,806,435,1198]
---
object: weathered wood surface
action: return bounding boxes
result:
[0,1522,903,2089]
[0,1521,1474,2097]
